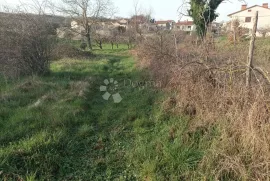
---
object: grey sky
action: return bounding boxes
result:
[0,0,267,22]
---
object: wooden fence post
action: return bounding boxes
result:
[173,34,179,61]
[233,26,236,47]
[246,11,259,87]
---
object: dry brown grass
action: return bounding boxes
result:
[137,32,270,180]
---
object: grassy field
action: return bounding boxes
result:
[0,44,210,180]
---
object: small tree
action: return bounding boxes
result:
[80,42,87,50]
[94,33,106,49]
[188,0,223,39]
[117,26,126,34]
[258,26,270,38]
[227,19,249,43]
[64,29,74,41]
[108,28,119,49]
[59,0,115,50]
[123,29,136,49]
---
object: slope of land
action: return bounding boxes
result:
[0,45,207,180]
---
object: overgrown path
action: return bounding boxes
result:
[0,46,203,180]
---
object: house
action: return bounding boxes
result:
[68,18,129,38]
[71,20,79,29]
[118,19,129,28]
[69,20,85,40]
[210,22,222,34]
[174,20,196,33]
[228,3,270,36]
[155,20,175,30]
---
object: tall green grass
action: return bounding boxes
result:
[0,45,208,180]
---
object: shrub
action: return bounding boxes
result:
[0,13,55,77]
[80,42,87,50]
[52,43,94,60]
[136,33,270,180]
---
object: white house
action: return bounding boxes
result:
[174,20,196,32]
[155,20,175,30]
[228,3,270,36]
[71,20,80,29]
[118,19,129,29]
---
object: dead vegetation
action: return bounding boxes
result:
[137,31,270,180]
[0,13,56,77]
[52,43,94,60]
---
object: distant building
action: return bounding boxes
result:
[155,20,175,30]
[118,19,129,28]
[58,18,129,40]
[228,3,270,36]
[174,20,196,33]
[210,22,222,34]
[69,20,85,40]
[71,20,79,29]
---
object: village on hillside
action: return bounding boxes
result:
[56,2,270,42]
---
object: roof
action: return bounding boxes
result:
[155,20,175,24]
[228,5,270,16]
[112,22,121,26]
[175,21,194,26]
[119,19,128,24]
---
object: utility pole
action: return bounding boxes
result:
[246,11,259,88]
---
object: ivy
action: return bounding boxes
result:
[188,0,223,39]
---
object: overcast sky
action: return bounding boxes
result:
[0,0,267,22]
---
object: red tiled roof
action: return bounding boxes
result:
[175,21,193,26]
[228,5,270,16]
[155,20,174,24]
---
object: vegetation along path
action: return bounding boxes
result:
[0,45,206,180]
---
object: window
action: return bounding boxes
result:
[245,17,251,22]
[177,26,180,29]
[248,9,252,12]
[188,26,191,29]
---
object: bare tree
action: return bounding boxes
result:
[108,28,120,49]
[178,0,247,40]
[131,0,142,41]
[144,6,154,23]
[123,28,136,49]
[257,26,270,38]
[94,32,106,49]
[0,0,56,77]
[58,0,115,50]
[128,1,152,46]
